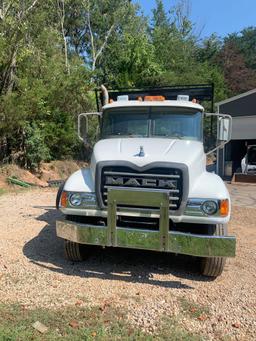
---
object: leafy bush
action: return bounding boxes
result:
[24,122,50,171]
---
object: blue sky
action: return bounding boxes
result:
[137,0,256,38]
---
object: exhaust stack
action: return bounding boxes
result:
[101,84,109,106]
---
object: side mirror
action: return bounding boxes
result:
[205,113,232,155]
[218,117,231,142]
[78,112,102,143]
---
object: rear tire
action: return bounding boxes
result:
[200,224,227,278]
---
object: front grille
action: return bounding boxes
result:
[117,216,177,231]
[100,165,183,210]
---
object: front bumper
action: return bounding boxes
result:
[56,188,236,258]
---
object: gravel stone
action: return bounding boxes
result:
[0,186,255,340]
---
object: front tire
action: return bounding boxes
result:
[64,240,84,261]
[64,215,92,262]
[200,224,227,278]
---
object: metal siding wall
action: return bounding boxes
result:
[231,116,256,140]
[219,92,256,117]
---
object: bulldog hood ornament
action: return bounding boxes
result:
[134,146,145,157]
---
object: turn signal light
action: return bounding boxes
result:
[61,191,68,208]
[220,199,229,217]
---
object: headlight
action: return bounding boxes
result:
[185,198,227,217]
[201,200,218,215]
[68,192,97,207]
[69,193,82,206]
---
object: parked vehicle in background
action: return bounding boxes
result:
[241,145,256,174]
[56,85,236,278]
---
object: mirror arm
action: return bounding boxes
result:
[78,113,85,142]
[205,113,232,156]
[205,113,232,119]
[206,141,226,156]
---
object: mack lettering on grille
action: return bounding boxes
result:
[105,176,177,189]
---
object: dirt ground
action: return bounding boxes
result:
[0,161,87,190]
[0,185,255,340]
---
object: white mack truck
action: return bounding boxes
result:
[56,85,236,278]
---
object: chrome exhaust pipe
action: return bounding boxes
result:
[101,84,109,106]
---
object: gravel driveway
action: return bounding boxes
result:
[0,186,255,340]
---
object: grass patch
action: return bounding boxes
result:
[0,303,202,341]
[0,188,5,196]
[153,316,203,341]
[178,297,210,320]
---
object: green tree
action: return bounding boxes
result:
[0,0,255,169]
[217,41,256,96]
[66,0,134,72]
[24,122,50,170]
[197,34,222,63]
[0,0,94,166]
[152,0,169,29]
[98,7,162,88]
[225,27,256,70]
[149,0,225,93]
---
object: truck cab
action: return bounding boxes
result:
[56,86,236,278]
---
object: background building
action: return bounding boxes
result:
[216,89,256,178]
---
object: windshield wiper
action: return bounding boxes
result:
[155,134,184,139]
[108,133,146,137]
[127,133,146,137]
[171,134,184,139]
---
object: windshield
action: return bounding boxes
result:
[101,106,203,141]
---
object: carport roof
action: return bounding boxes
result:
[215,88,256,106]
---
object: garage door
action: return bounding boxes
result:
[232,115,256,140]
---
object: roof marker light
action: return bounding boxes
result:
[117,95,129,101]
[144,95,165,101]
[177,95,189,101]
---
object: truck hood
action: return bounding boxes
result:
[91,138,206,183]
[64,137,229,222]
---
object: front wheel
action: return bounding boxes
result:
[64,240,85,261]
[64,215,93,261]
[200,224,227,278]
